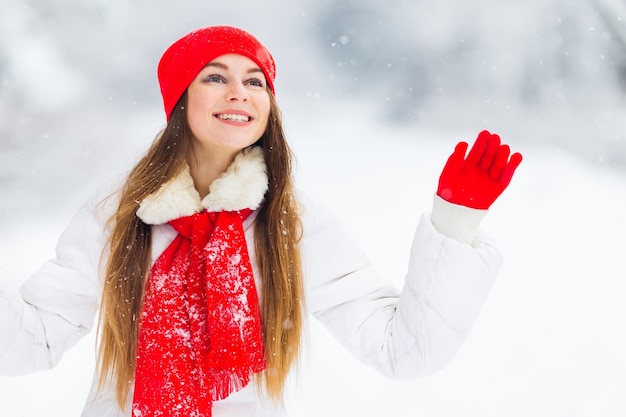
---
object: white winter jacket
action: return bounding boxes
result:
[0,148,501,416]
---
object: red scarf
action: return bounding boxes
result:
[132,208,266,416]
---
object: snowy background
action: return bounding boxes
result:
[1,0,625,416]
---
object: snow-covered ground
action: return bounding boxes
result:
[1,96,625,415]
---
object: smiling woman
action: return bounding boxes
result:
[185,54,271,196]
[0,25,522,417]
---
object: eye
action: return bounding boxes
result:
[245,77,265,88]
[202,74,226,83]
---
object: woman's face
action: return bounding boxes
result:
[186,54,271,157]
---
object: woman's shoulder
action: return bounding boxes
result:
[78,171,129,226]
[294,189,343,234]
[293,188,367,261]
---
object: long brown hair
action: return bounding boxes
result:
[97,91,304,409]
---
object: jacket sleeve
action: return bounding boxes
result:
[0,182,118,376]
[301,194,502,380]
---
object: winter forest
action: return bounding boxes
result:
[1,0,625,415]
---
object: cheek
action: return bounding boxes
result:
[257,98,271,127]
[186,91,212,130]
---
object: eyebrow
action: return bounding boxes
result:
[205,62,264,75]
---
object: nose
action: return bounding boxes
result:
[226,82,249,102]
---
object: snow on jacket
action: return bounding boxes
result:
[0,148,502,416]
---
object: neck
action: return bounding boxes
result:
[188,145,240,199]
[137,146,267,225]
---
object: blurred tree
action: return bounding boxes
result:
[590,0,626,90]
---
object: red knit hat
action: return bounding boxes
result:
[157,25,276,120]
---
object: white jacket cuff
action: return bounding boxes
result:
[430,194,488,245]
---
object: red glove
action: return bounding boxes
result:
[437,130,523,210]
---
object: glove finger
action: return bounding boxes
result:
[466,130,490,165]
[438,141,468,199]
[479,133,501,171]
[444,141,469,172]
[454,141,469,159]
[489,144,511,180]
[500,152,523,186]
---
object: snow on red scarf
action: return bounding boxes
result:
[133,147,269,416]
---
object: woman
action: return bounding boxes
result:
[0,26,522,416]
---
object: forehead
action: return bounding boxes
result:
[205,53,263,71]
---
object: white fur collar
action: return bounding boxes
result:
[136,146,268,225]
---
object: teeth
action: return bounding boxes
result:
[217,114,250,122]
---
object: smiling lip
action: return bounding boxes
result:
[215,110,253,123]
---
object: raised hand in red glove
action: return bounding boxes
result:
[437,130,522,210]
